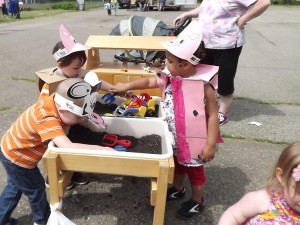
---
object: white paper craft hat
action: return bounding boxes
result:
[54,72,101,117]
[53,24,90,61]
[161,20,203,65]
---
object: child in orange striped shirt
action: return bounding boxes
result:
[0,76,115,225]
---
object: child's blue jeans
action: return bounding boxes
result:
[0,149,50,225]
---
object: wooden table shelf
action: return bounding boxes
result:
[84,35,175,96]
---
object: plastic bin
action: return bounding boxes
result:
[43,117,174,225]
[48,117,173,159]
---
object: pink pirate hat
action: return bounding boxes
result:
[161,20,203,65]
[53,24,90,61]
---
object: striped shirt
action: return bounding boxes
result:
[39,83,50,100]
[1,93,66,169]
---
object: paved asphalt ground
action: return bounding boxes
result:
[0,5,299,225]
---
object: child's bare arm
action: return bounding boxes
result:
[109,76,158,93]
[100,80,115,91]
[52,135,115,151]
[218,189,270,225]
[201,84,219,161]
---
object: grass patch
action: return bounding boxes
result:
[0,106,13,112]
[272,0,300,5]
[10,77,36,83]
[221,133,288,145]
[0,9,72,23]
[0,1,103,24]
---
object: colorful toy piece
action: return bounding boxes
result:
[113,105,145,117]
[114,145,128,152]
[127,96,146,108]
[139,93,152,102]
[140,93,157,117]
[103,93,157,118]
[101,93,118,105]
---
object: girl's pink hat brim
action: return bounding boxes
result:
[161,20,202,65]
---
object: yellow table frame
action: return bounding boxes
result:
[43,148,174,225]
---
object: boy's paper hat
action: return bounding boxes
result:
[53,24,90,61]
[161,20,203,65]
[54,72,101,117]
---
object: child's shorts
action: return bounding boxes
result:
[174,156,206,186]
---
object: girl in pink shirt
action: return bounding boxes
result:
[110,21,220,220]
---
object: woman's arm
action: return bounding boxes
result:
[237,0,271,28]
[218,189,270,225]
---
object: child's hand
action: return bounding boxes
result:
[198,145,216,162]
[109,83,130,93]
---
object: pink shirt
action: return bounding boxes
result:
[198,0,257,49]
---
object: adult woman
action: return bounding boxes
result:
[173,0,270,125]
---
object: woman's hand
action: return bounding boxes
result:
[173,14,187,27]
[237,16,247,29]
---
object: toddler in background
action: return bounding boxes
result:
[0,0,8,18]
[218,142,300,224]
[104,0,112,15]
[111,0,118,15]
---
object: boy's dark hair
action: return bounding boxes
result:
[52,41,87,67]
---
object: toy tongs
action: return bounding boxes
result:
[102,134,132,151]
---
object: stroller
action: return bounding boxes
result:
[109,15,191,66]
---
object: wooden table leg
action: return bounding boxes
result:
[152,161,169,225]
[46,152,61,206]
